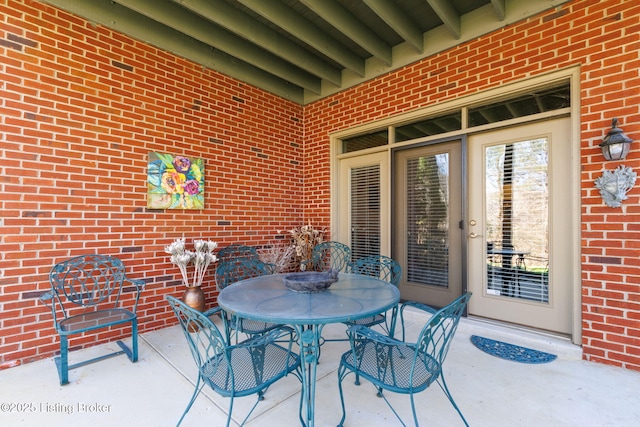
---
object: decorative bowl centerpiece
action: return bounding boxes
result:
[283,270,339,293]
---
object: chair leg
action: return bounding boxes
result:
[387,306,399,338]
[336,363,349,427]
[131,319,138,362]
[177,375,205,427]
[117,320,138,363]
[226,395,235,427]
[56,335,69,385]
[237,387,270,427]
[437,375,469,427]
[410,392,420,427]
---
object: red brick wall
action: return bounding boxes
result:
[304,0,640,370]
[1,0,640,371]
[0,0,304,367]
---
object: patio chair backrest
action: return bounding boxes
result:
[415,293,472,378]
[217,244,259,262]
[48,254,131,319]
[215,257,275,290]
[350,255,402,286]
[309,241,351,272]
[166,295,227,375]
[337,292,472,426]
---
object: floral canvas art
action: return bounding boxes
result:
[147,152,204,209]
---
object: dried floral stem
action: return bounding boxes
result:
[165,238,218,287]
[280,222,326,271]
[259,240,296,273]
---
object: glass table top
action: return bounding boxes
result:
[218,273,400,325]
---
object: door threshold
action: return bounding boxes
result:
[466,315,570,340]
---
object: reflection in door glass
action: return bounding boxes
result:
[485,139,549,303]
[406,154,449,287]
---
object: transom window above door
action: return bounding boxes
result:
[340,83,570,153]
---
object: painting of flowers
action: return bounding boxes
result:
[147,152,204,209]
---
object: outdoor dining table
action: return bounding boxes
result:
[217,272,400,427]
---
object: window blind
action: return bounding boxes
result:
[350,165,380,261]
[406,154,450,287]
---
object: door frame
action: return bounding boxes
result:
[330,68,582,344]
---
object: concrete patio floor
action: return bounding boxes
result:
[2,309,639,427]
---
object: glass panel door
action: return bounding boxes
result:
[394,141,463,308]
[406,153,450,287]
[468,118,573,334]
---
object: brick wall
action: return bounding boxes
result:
[304,0,640,370]
[1,0,639,371]
[0,0,304,367]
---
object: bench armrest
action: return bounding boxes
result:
[204,306,222,317]
[400,300,437,315]
[128,278,146,290]
[39,291,58,323]
[39,291,54,304]
[125,277,145,312]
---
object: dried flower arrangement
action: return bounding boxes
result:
[165,238,218,287]
[280,223,326,271]
[258,240,296,273]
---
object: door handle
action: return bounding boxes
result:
[469,232,482,238]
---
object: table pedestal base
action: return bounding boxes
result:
[295,324,325,427]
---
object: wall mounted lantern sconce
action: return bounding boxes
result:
[599,118,633,161]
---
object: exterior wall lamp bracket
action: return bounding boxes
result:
[599,118,633,161]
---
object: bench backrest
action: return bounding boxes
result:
[48,254,129,318]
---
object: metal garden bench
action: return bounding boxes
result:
[40,254,144,385]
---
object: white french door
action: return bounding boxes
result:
[335,116,576,336]
[467,117,574,334]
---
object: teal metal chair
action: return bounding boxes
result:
[166,296,301,427]
[214,258,279,341]
[215,257,275,290]
[217,244,259,262]
[41,254,145,385]
[337,293,472,427]
[346,254,402,336]
[304,241,352,272]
